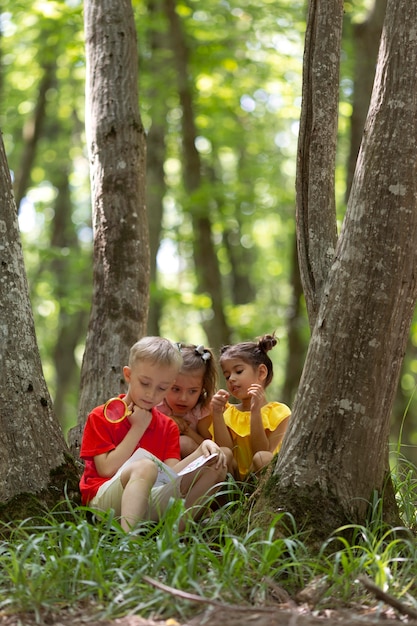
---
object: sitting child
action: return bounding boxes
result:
[79,336,227,531]
[211,333,291,481]
[157,343,216,457]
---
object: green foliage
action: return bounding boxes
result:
[2,0,308,428]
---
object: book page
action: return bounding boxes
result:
[177,452,218,476]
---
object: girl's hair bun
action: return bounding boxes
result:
[258,333,277,353]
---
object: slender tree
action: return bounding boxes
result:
[345,0,388,200]
[145,0,171,337]
[260,0,417,540]
[13,60,56,212]
[295,0,341,328]
[163,0,231,352]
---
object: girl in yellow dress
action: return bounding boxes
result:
[211,333,291,480]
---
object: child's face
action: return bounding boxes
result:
[164,370,204,416]
[123,361,179,410]
[221,358,265,399]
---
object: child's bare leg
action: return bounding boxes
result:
[179,460,227,529]
[251,450,273,474]
[180,435,199,458]
[222,447,237,477]
[120,459,158,531]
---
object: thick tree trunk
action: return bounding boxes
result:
[0,134,71,502]
[68,0,149,456]
[261,0,417,540]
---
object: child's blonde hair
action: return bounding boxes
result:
[219,333,277,388]
[129,336,183,370]
[177,343,217,410]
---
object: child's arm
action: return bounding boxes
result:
[182,425,205,445]
[210,390,234,449]
[249,385,291,453]
[170,415,205,445]
[248,384,270,454]
[197,414,212,440]
[94,407,152,477]
[266,415,290,452]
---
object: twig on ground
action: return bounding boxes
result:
[358,576,417,620]
[142,576,278,613]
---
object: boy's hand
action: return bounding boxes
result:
[128,404,152,427]
[248,384,267,412]
[211,389,229,414]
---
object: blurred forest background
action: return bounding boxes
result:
[2,0,416,460]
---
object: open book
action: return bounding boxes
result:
[177,452,218,476]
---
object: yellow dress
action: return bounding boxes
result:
[223,402,291,479]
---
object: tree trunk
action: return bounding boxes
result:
[223,226,257,306]
[0,133,71,502]
[295,0,342,328]
[50,171,89,431]
[13,60,56,212]
[261,0,417,540]
[345,0,388,200]
[281,236,307,406]
[68,0,149,456]
[146,0,170,337]
[163,0,231,353]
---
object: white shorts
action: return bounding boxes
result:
[90,449,183,522]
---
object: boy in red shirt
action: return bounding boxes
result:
[80,336,227,531]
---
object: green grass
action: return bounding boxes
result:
[1,465,417,624]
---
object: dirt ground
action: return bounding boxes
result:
[1,593,416,626]
[0,605,414,626]
[1,572,416,626]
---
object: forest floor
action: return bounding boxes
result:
[1,596,415,626]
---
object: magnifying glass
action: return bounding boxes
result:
[103,397,132,423]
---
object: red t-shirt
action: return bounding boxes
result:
[79,398,180,504]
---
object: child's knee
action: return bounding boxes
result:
[180,436,198,457]
[121,458,158,487]
[252,451,273,473]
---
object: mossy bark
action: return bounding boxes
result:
[250,464,401,548]
[0,453,82,527]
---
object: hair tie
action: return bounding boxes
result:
[195,344,211,362]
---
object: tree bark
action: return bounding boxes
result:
[282,236,307,406]
[261,0,417,539]
[68,0,149,456]
[0,133,70,502]
[295,0,342,328]
[345,0,388,200]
